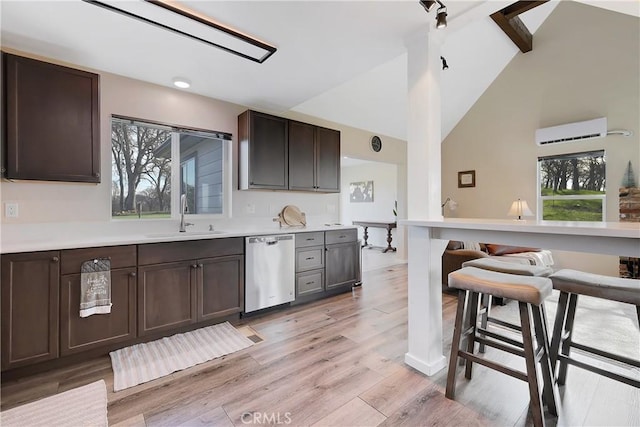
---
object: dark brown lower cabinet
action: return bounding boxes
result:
[137,261,197,336]
[137,238,245,336]
[1,252,60,370]
[60,267,137,355]
[325,241,360,290]
[198,255,244,322]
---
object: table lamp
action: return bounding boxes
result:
[508,198,533,221]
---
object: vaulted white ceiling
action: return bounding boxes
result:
[1,1,637,141]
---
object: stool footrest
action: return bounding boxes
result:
[477,327,524,349]
[487,317,522,332]
[571,342,640,369]
[458,350,528,382]
[558,354,640,388]
[475,336,525,357]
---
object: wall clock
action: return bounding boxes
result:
[370,135,382,152]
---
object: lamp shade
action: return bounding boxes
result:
[508,199,533,220]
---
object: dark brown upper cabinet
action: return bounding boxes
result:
[3,53,100,183]
[313,126,340,192]
[289,121,340,193]
[239,110,340,193]
[288,120,316,191]
[238,110,288,190]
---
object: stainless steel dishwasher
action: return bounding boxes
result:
[245,234,295,313]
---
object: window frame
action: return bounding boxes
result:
[110,115,232,221]
[536,150,606,222]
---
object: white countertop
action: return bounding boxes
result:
[400,218,640,239]
[400,217,640,257]
[0,222,357,254]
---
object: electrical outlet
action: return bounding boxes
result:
[5,203,18,218]
[246,203,255,214]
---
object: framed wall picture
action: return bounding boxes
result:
[458,170,476,188]
[349,181,374,202]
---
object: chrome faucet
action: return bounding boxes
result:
[179,194,193,232]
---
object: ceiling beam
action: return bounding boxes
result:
[490,1,549,53]
[502,1,549,20]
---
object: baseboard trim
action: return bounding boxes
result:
[405,352,447,376]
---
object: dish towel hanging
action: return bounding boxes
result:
[80,258,112,318]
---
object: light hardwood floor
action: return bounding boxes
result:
[1,263,638,426]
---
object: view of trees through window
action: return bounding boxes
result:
[538,150,605,221]
[111,117,226,219]
[112,118,171,218]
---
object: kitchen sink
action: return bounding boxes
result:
[145,230,226,238]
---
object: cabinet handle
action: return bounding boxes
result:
[130,272,137,277]
[305,257,314,260]
[306,238,315,241]
[198,264,203,268]
[305,281,314,285]
[192,264,198,269]
[52,256,59,263]
[94,172,100,178]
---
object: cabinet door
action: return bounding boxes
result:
[197,255,244,322]
[60,268,137,355]
[239,110,288,190]
[288,120,316,191]
[137,261,196,336]
[3,53,100,183]
[325,242,360,290]
[1,252,60,370]
[315,127,340,192]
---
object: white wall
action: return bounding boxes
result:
[341,161,398,249]
[0,49,407,241]
[441,2,639,275]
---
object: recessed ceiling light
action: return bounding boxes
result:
[172,78,191,89]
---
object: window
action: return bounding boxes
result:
[538,150,606,221]
[111,117,230,219]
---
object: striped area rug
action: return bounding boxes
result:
[1,380,107,427]
[110,322,255,391]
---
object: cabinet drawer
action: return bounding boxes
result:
[61,245,137,274]
[296,271,324,296]
[296,248,324,272]
[295,232,325,248]
[325,229,357,245]
[138,238,243,265]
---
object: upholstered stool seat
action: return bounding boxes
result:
[446,267,559,427]
[549,269,640,388]
[461,259,553,353]
[463,258,554,277]
[549,269,640,305]
[449,266,552,305]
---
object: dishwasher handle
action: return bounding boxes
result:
[247,234,294,244]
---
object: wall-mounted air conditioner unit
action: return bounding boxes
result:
[535,117,607,146]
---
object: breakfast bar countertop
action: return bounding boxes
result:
[0,222,358,254]
[400,218,640,257]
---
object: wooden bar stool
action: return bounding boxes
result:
[446,266,559,427]
[462,258,554,353]
[549,269,640,388]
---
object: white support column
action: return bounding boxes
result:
[406,28,443,221]
[404,27,448,375]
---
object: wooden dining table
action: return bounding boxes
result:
[352,220,397,253]
[398,217,640,376]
